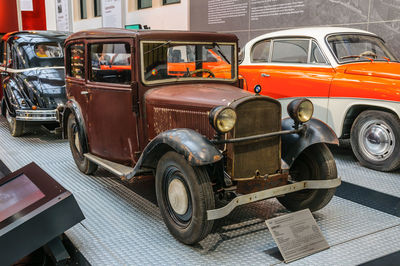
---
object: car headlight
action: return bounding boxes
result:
[287,98,314,123]
[209,106,237,133]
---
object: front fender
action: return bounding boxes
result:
[3,79,27,114]
[129,129,223,178]
[281,118,339,167]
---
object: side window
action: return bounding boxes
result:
[90,43,131,84]
[68,43,85,79]
[271,39,309,63]
[251,40,270,63]
[310,41,327,64]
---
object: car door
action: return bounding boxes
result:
[85,39,139,166]
[240,38,335,122]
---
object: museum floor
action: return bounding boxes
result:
[1,116,400,266]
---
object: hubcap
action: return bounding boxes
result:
[73,128,82,154]
[168,178,189,215]
[359,120,395,161]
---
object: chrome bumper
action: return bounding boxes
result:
[207,178,341,220]
[16,109,58,122]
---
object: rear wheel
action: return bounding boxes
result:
[6,109,24,137]
[67,113,97,174]
[155,151,215,245]
[350,110,400,171]
[278,143,337,212]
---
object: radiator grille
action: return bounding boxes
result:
[227,97,281,179]
[153,107,215,138]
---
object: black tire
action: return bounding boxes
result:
[67,113,97,175]
[350,110,400,171]
[1,97,6,117]
[155,151,215,245]
[5,109,24,137]
[278,143,337,212]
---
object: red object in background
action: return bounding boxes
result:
[21,0,46,30]
[0,0,19,33]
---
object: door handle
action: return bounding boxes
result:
[81,91,90,95]
[261,73,270,77]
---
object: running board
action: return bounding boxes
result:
[84,153,134,179]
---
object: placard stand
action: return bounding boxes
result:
[265,209,329,263]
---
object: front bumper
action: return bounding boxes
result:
[16,109,58,122]
[207,178,341,220]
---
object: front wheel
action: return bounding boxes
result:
[155,151,215,245]
[278,143,337,212]
[67,113,97,175]
[6,109,24,137]
[350,110,400,171]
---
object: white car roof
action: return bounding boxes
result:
[250,27,376,41]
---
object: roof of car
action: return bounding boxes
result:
[66,28,238,43]
[249,27,377,43]
[2,30,70,41]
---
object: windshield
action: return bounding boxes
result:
[141,41,237,84]
[327,34,397,64]
[19,42,64,68]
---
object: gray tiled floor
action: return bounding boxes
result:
[1,118,399,265]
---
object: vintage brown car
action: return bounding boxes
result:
[63,29,341,244]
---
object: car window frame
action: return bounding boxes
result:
[325,32,397,65]
[66,41,86,81]
[86,38,134,89]
[249,37,331,67]
[140,40,238,86]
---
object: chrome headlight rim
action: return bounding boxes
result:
[209,106,237,134]
[287,98,314,124]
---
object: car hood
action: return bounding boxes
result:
[343,62,400,80]
[17,67,66,108]
[145,83,251,109]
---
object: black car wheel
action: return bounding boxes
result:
[277,143,337,212]
[67,113,97,175]
[350,110,400,171]
[155,151,214,245]
[5,109,24,137]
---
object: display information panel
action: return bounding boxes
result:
[0,162,84,266]
[0,174,45,222]
[265,209,329,263]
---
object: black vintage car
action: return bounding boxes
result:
[0,31,70,136]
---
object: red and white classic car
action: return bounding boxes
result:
[239,27,400,172]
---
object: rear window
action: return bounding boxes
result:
[34,43,63,58]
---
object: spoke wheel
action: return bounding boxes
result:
[156,151,214,244]
[351,110,400,171]
[67,113,97,174]
[278,143,337,212]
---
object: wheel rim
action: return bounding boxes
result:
[163,166,192,226]
[168,179,189,215]
[5,110,13,125]
[358,120,395,161]
[69,119,84,159]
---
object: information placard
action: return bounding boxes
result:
[265,209,329,263]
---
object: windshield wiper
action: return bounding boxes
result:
[213,42,231,65]
[144,40,171,55]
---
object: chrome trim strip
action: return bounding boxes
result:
[207,178,341,220]
[0,66,65,73]
[16,109,58,122]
